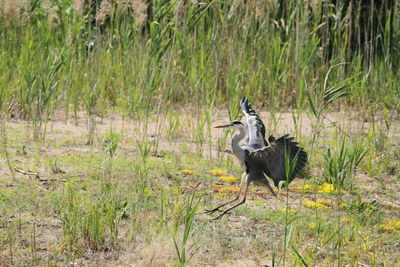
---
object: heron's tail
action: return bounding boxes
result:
[276,134,308,183]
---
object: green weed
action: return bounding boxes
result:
[173,194,201,267]
[324,137,367,190]
[54,182,127,253]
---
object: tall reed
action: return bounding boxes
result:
[0,0,397,122]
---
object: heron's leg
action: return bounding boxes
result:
[204,172,246,215]
[213,175,251,220]
[258,177,277,198]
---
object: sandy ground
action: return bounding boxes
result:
[0,107,399,266]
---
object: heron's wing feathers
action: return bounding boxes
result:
[246,135,307,187]
[240,97,267,147]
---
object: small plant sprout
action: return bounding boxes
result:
[136,140,153,164]
[102,128,121,159]
[102,128,121,177]
[173,194,201,267]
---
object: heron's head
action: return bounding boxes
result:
[214,120,244,130]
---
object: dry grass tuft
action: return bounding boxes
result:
[41,0,59,24]
[129,0,147,26]
[0,0,27,20]
[128,234,175,266]
[72,0,148,25]
[73,0,86,15]
[97,0,112,22]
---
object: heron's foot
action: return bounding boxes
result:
[212,211,231,220]
[204,207,223,215]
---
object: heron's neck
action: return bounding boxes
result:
[232,126,247,155]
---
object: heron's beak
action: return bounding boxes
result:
[214,123,232,128]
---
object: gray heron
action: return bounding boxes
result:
[219,98,268,170]
[206,97,308,219]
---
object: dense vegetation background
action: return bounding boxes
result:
[0,0,399,125]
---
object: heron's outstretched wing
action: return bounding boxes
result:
[240,97,267,147]
[245,135,307,187]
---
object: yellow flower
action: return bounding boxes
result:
[219,176,239,184]
[316,199,332,207]
[279,207,297,215]
[318,183,335,194]
[210,169,229,176]
[302,200,329,210]
[379,220,400,232]
[308,222,317,229]
[291,184,313,193]
[182,169,195,175]
[339,202,348,208]
[341,217,352,223]
[218,187,240,196]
